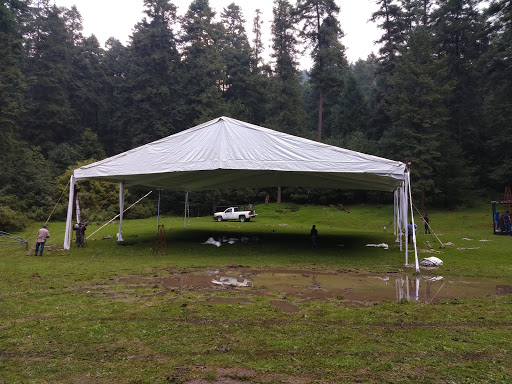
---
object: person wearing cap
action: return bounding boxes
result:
[35,224,50,256]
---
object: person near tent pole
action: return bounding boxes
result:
[310,225,318,249]
[35,224,50,256]
[504,211,512,233]
[494,211,500,231]
[74,221,87,247]
[423,213,430,234]
[407,221,417,244]
[73,223,81,246]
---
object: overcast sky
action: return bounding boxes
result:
[53,0,382,68]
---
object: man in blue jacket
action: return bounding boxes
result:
[407,221,417,244]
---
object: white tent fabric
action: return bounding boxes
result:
[63,116,417,270]
[72,116,406,191]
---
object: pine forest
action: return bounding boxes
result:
[1,0,511,230]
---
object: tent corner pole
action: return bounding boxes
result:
[407,172,420,272]
[184,192,189,229]
[118,182,124,242]
[156,189,161,233]
[63,175,76,250]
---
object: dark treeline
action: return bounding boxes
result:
[1,0,510,230]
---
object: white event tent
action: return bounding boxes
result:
[64,116,419,270]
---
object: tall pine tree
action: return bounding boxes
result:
[180,0,226,126]
[124,0,183,147]
[265,0,306,135]
[22,3,75,153]
[219,3,252,120]
[295,0,346,142]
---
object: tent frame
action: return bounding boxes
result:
[62,117,419,271]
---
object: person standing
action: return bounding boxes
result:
[35,224,50,256]
[494,211,500,231]
[74,222,84,247]
[310,225,318,249]
[423,213,430,234]
[504,211,512,233]
[407,221,417,244]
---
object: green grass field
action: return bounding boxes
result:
[1,203,511,383]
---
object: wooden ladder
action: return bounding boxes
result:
[504,187,512,212]
[153,225,168,255]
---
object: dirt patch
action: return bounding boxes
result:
[270,299,300,313]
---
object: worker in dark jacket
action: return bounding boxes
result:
[310,225,318,249]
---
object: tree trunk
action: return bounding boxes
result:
[317,88,323,142]
[277,186,282,204]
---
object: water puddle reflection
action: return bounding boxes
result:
[160,269,511,304]
[112,269,511,304]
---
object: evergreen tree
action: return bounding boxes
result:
[22,3,75,153]
[379,27,472,204]
[432,0,488,185]
[102,38,129,154]
[180,0,226,126]
[370,0,406,68]
[369,0,406,141]
[251,8,265,68]
[481,0,512,188]
[68,34,108,141]
[295,0,346,142]
[0,0,27,147]
[219,3,252,120]
[265,0,306,134]
[0,0,29,198]
[332,71,371,138]
[245,8,272,126]
[124,0,183,147]
[352,55,378,121]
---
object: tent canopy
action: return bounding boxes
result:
[65,117,418,270]
[74,116,406,191]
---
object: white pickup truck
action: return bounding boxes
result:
[213,207,257,222]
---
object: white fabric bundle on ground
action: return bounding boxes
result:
[203,237,221,247]
[420,256,443,267]
[366,243,389,249]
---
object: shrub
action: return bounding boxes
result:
[0,206,28,231]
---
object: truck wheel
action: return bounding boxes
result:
[239,215,246,222]
[216,216,223,222]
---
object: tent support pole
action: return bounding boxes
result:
[64,175,76,250]
[394,189,398,237]
[118,182,124,242]
[156,189,161,233]
[184,192,189,228]
[404,176,409,263]
[407,172,420,272]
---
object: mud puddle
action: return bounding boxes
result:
[112,269,510,304]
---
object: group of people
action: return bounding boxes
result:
[494,211,512,233]
[33,221,87,256]
[311,213,431,249]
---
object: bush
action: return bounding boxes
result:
[0,206,29,231]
